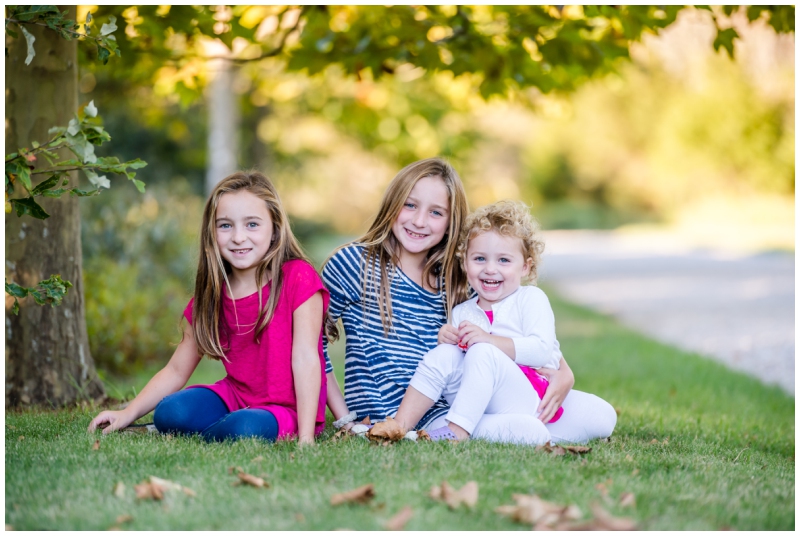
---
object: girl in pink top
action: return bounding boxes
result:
[89,171,328,445]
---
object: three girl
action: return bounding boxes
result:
[90,158,615,447]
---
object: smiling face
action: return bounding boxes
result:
[215,189,274,279]
[465,230,532,310]
[391,175,450,262]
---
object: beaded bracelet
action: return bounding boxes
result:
[332,410,358,429]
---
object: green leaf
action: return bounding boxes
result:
[20,25,36,65]
[97,46,110,65]
[11,197,50,219]
[31,175,60,195]
[100,15,118,36]
[5,280,29,299]
[132,179,146,193]
[69,187,100,197]
[713,27,738,58]
[85,169,110,189]
[84,100,98,118]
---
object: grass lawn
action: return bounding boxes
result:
[5,291,794,530]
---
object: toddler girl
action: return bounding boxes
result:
[89,171,328,445]
[395,201,607,444]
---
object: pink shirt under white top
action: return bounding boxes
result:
[183,259,330,439]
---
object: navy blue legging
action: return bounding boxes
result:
[152,388,279,442]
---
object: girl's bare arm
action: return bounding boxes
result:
[292,291,324,445]
[88,323,203,434]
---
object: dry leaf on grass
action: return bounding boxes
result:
[619,492,636,508]
[429,481,478,509]
[385,506,414,531]
[236,472,268,488]
[115,515,133,524]
[649,439,659,445]
[564,502,637,531]
[367,417,406,442]
[563,445,592,455]
[92,440,100,451]
[134,476,195,500]
[495,493,581,527]
[113,482,126,498]
[536,444,592,456]
[251,455,264,463]
[330,484,375,506]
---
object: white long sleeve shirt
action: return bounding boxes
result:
[450,285,562,370]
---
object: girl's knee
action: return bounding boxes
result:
[203,409,279,442]
[153,392,190,433]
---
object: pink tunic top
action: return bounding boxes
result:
[183,259,330,438]
[484,309,563,423]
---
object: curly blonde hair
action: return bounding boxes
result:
[456,200,545,283]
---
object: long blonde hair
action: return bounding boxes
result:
[326,157,469,339]
[193,171,309,359]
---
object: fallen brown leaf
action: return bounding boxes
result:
[588,502,637,530]
[619,492,636,508]
[17,436,24,441]
[251,455,264,463]
[134,481,164,501]
[92,440,100,451]
[330,484,375,506]
[367,417,406,442]
[495,493,581,527]
[135,476,195,500]
[384,505,414,530]
[536,444,566,456]
[649,439,659,445]
[238,472,268,488]
[113,482,126,498]
[295,513,305,523]
[115,514,133,524]
[631,468,640,477]
[563,445,592,455]
[625,454,634,462]
[595,483,609,498]
[430,481,478,509]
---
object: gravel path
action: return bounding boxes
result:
[538,230,795,395]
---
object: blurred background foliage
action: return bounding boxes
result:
[70,6,793,378]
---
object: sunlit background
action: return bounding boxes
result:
[72,6,794,390]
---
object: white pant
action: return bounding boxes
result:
[410,343,617,445]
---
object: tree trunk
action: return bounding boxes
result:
[5,6,105,407]
[205,57,239,194]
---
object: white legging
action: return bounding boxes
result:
[409,343,617,445]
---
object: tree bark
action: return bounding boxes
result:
[205,57,239,194]
[5,6,104,406]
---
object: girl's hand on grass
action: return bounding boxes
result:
[88,410,135,434]
[297,435,315,447]
[536,361,574,423]
[438,324,459,345]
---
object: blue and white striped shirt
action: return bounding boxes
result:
[323,244,450,428]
